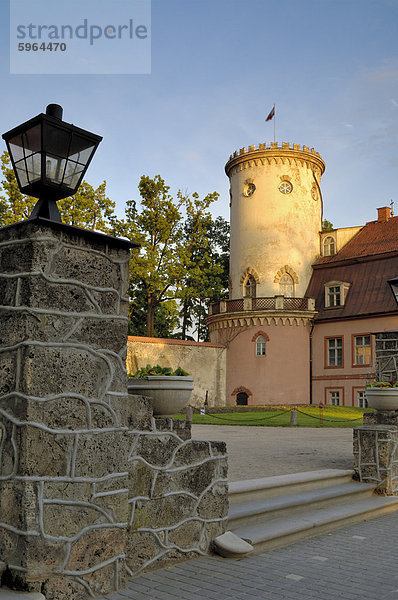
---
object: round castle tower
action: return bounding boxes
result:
[207,142,325,406]
[227,142,325,299]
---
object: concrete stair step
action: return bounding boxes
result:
[229,469,354,505]
[228,482,376,529]
[232,495,398,554]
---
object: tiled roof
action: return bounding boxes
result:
[307,216,398,320]
[317,216,398,264]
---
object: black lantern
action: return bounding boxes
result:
[388,278,398,306]
[2,104,102,222]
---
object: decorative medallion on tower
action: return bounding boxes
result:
[279,181,293,194]
[244,182,256,197]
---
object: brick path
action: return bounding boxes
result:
[103,512,398,599]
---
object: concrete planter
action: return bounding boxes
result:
[366,388,398,411]
[128,376,194,417]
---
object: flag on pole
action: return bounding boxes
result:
[266,106,275,121]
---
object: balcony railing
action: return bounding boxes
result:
[208,296,315,316]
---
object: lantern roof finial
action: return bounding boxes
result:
[46,104,63,120]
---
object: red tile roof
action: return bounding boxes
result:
[307,216,398,320]
[317,216,398,265]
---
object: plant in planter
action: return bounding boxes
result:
[366,380,398,411]
[127,364,193,417]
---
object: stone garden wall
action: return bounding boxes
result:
[125,395,228,577]
[0,219,228,599]
[127,336,227,408]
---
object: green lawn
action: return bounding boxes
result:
[175,405,373,427]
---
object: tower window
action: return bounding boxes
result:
[244,275,256,298]
[256,335,267,356]
[279,273,294,297]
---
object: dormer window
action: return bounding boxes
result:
[323,236,336,256]
[327,285,341,307]
[325,281,350,308]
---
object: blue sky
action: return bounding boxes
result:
[1,0,398,229]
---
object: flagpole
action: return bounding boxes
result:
[273,104,276,143]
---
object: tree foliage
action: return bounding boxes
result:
[0,151,116,233]
[179,214,229,340]
[115,174,227,338]
[322,219,334,231]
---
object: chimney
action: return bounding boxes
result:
[377,206,391,222]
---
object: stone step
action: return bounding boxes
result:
[228,469,354,505]
[228,482,375,529]
[232,495,398,554]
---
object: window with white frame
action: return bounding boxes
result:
[323,236,336,256]
[327,337,343,367]
[256,335,266,356]
[330,391,340,406]
[327,285,341,306]
[358,391,368,408]
[354,335,371,366]
[325,281,350,308]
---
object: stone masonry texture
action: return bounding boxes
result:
[0,220,228,599]
[353,424,398,493]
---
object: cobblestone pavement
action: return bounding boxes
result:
[104,512,398,600]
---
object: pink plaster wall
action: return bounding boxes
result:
[312,316,398,406]
[222,321,311,406]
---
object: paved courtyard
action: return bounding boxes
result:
[104,513,398,599]
[99,424,398,600]
[191,424,354,481]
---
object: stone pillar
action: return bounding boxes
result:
[354,421,398,494]
[0,219,134,598]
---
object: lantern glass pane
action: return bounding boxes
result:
[26,153,41,182]
[45,154,66,184]
[69,141,95,166]
[14,152,41,187]
[15,163,29,187]
[8,124,41,161]
[63,160,85,188]
[45,124,72,159]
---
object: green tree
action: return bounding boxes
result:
[128,283,180,337]
[0,150,116,233]
[179,215,229,340]
[322,219,334,231]
[115,174,220,337]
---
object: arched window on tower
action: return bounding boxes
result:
[256,335,267,356]
[244,275,256,298]
[323,236,336,256]
[279,273,294,297]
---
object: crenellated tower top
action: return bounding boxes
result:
[225,141,325,178]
